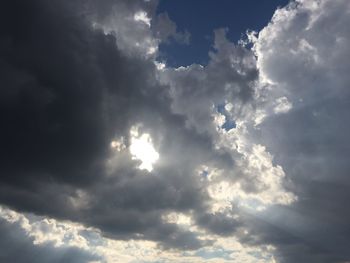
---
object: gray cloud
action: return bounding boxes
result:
[0,217,99,263]
[0,0,251,252]
[243,0,350,262]
[153,12,191,45]
[2,0,350,262]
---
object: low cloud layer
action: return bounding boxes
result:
[0,0,350,262]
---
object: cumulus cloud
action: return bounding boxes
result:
[1,0,350,262]
[0,0,217,250]
[246,0,350,262]
[0,207,100,263]
[0,205,278,262]
[87,0,160,56]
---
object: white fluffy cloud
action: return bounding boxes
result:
[0,206,277,263]
[245,0,350,262]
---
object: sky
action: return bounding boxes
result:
[157,0,290,66]
[1,0,350,262]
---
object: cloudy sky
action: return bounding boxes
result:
[1,0,350,262]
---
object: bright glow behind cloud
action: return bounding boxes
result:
[134,11,151,27]
[129,126,159,172]
[3,0,350,262]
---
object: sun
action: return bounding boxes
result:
[129,127,159,172]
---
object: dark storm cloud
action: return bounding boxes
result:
[4,0,350,261]
[0,0,120,186]
[0,0,191,244]
[0,0,240,251]
[195,212,241,236]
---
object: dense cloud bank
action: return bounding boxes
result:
[248,0,350,262]
[0,0,350,262]
[0,0,210,250]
